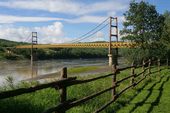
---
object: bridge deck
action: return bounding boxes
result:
[16,42,137,49]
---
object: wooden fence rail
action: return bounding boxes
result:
[0,58,169,113]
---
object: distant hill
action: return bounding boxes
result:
[0,39,28,47]
[0,39,29,60]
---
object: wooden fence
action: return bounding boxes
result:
[0,58,169,113]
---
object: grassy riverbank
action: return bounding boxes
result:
[68,66,100,75]
[0,66,170,113]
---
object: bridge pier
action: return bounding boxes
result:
[108,17,118,66]
[31,32,38,78]
[108,54,113,66]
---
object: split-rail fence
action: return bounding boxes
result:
[0,58,169,113]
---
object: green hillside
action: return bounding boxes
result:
[0,39,27,47]
[0,39,27,60]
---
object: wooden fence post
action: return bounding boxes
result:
[148,59,151,76]
[158,59,160,76]
[131,61,135,87]
[112,64,117,99]
[142,60,145,77]
[59,67,67,113]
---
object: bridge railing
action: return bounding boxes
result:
[0,58,169,113]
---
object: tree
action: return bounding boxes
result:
[161,11,170,48]
[120,1,165,62]
[161,11,170,59]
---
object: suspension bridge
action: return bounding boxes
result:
[7,17,137,66]
[16,17,135,49]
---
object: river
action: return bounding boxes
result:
[0,58,128,85]
[0,59,109,85]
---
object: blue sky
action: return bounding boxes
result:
[0,0,169,44]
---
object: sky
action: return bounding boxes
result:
[0,0,169,44]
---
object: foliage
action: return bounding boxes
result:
[32,48,108,60]
[0,39,26,47]
[121,1,164,44]
[161,11,170,48]
[120,1,166,62]
[161,11,170,59]
[5,76,14,89]
[0,39,29,60]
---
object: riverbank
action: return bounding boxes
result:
[24,65,110,81]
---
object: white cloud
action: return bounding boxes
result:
[34,22,71,44]
[0,22,72,44]
[0,25,30,42]
[0,14,107,24]
[0,14,62,24]
[0,14,125,24]
[92,31,105,42]
[67,15,125,24]
[0,0,129,16]
[77,31,105,42]
[107,11,116,17]
[65,15,108,24]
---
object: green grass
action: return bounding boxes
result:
[0,66,170,113]
[68,66,99,75]
[117,67,170,113]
